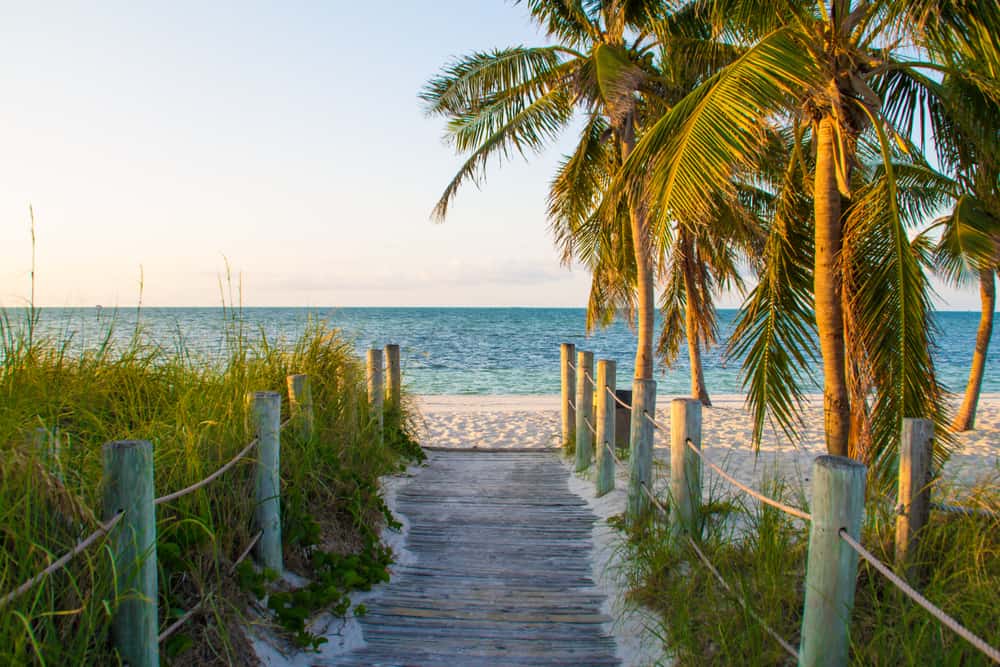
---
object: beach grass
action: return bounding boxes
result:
[0,306,420,665]
[621,470,1000,666]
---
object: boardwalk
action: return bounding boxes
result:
[325,449,620,667]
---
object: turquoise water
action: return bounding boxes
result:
[10,307,1000,395]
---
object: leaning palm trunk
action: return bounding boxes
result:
[621,124,655,381]
[632,225,656,380]
[813,116,851,457]
[953,268,996,431]
[680,228,711,405]
[684,298,711,405]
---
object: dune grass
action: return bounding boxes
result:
[0,306,422,665]
[619,467,1000,666]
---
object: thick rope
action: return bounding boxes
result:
[583,415,597,435]
[638,482,800,660]
[155,437,259,506]
[605,442,625,468]
[932,502,997,519]
[639,480,669,515]
[0,512,125,609]
[686,438,812,522]
[3,413,290,608]
[607,386,632,410]
[156,417,291,506]
[644,411,662,430]
[642,413,812,522]
[838,529,1000,664]
[684,532,801,660]
[158,530,263,644]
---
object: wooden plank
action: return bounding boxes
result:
[321,450,620,666]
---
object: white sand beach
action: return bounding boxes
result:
[414,393,1000,491]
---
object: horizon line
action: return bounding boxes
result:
[9,304,992,313]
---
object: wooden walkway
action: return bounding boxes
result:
[324,449,620,667]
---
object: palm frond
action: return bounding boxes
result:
[421,47,574,118]
[729,189,816,450]
[930,195,1000,287]
[656,240,687,366]
[515,0,602,48]
[842,122,950,490]
[549,114,615,264]
[429,79,577,221]
[620,27,822,238]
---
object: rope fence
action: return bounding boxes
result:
[607,386,632,410]
[605,442,625,468]
[838,529,1000,663]
[0,512,125,610]
[636,480,801,660]
[3,347,404,667]
[158,530,263,644]
[1,415,288,610]
[155,437,259,506]
[558,343,1000,665]
[642,410,813,522]
[932,502,997,518]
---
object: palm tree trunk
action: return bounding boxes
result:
[620,119,655,381]
[952,268,995,431]
[680,227,711,405]
[814,115,851,457]
[633,232,656,380]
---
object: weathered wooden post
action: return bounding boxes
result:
[286,374,314,439]
[102,440,158,667]
[575,350,595,472]
[799,456,866,666]
[560,343,576,450]
[251,391,283,574]
[33,426,62,482]
[595,360,616,496]
[627,379,657,522]
[894,418,933,577]
[670,398,702,539]
[367,348,384,441]
[385,344,401,414]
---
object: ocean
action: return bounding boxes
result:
[9,307,999,395]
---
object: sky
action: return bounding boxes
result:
[0,1,987,310]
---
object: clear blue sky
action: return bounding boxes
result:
[0,1,984,309]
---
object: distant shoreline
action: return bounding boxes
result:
[14,305,994,313]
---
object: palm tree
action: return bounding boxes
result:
[920,13,1000,431]
[656,197,760,406]
[617,0,997,471]
[420,0,668,383]
[924,196,1000,430]
[540,4,755,407]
